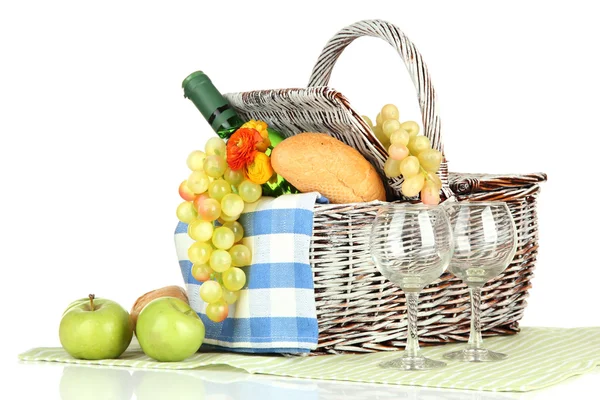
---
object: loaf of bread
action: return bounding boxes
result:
[271,133,386,204]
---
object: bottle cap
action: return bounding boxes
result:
[182,71,234,128]
[182,70,206,89]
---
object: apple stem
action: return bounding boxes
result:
[89,294,95,311]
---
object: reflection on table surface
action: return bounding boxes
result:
[42,361,549,400]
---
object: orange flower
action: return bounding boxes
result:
[241,120,271,152]
[246,152,274,184]
[226,128,263,170]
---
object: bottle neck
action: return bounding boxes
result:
[214,114,246,139]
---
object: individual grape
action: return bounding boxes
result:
[390,129,410,146]
[222,267,246,292]
[186,150,206,171]
[197,198,221,221]
[176,201,197,223]
[401,174,425,197]
[376,112,383,126]
[399,156,420,178]
[222,288,239,305]
[206,300,228,323]
[389,144,410,161]
[223,221,244,243]
[229,244,252,267]
[191,263,212,282]
[221,194,244,217]
[407,135,431,156]
[199,280,223,304]
[418,149,443,172]
[188,219,214,242]
[188,241,212,265]
[187,170,210,194]
[362,115,374,128]
[425,171,443,189]
[223,167,245,187]
[382,120,401,138]
[401,121,420,137]
[209,249,232,273]
[203,155,227,178]
[218,213,241,223]
[384,158,402,178]
[212,226,235,250]
[178,180,196,201]
[208,179,232,201]
[421,181,441,205]
[381,104,399,121]
[193,193,210,212]
[205,137,226,157]
[238,180,262,203]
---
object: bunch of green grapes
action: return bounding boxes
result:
[176,137,260,322]
[363,104,443,205]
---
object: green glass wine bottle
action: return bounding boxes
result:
[182,71,297,197]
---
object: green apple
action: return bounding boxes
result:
[59,294,133,360]
[135,297,205,362]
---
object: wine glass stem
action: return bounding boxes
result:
[405,292,421,358]
[467,287,483,350]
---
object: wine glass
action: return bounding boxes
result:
[442,202,518,362]
[370,203,453,370]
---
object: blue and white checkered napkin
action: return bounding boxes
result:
[174,193,322,354]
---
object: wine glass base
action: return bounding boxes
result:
[443,348,507,362]
[379,356,446,371]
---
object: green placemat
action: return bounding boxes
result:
[18,327,600,392]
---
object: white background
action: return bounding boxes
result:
[1,1,599,399]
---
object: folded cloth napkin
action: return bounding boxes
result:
[174,193,321,353]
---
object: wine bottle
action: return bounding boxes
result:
[182,71,297,197]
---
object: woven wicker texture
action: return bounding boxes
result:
[224,19,546,354]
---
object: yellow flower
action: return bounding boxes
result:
[242,120,271,152]
[245,152,274,184]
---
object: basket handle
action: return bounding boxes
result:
[308,19,444,154]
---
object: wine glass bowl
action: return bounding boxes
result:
[445,202,517,285]
[442,201,518,362]
[370,203,453,370]
[371,204,453,292]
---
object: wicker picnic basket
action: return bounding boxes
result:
[224,19,547,354]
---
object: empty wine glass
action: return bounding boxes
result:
[442,202,518,362]
[370,203,453,370]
